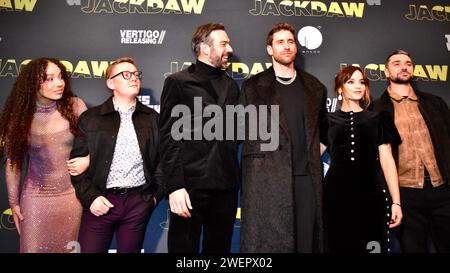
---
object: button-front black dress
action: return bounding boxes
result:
[322,110,400,252]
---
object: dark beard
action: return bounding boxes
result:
[210,56,226,69]
[389,73,413,84]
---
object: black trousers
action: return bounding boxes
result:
[398,179,450,253]
[294,175,317,253]
[168,188,238,253]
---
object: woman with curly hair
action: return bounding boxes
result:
[0,57,89,252]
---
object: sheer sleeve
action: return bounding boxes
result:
[5,159,21,208]
[377,111,401,147]
[72,97,88,118]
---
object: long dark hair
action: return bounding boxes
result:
[0,57,79,169]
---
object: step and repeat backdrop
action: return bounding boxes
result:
[0,0,449,252]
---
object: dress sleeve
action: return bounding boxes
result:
[377,111,401,147]
[5,159,21,208]
[72,97,88,117]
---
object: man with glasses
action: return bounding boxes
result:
[70,57,163,252]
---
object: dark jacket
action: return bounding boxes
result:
[70,96,162,209]
[372,89,450,184]
[159,63,240,194]
[240,66,327,252]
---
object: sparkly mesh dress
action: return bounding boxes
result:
[6,98,87,252]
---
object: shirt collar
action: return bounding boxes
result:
[112,97,136,114]
[387,86,419,102]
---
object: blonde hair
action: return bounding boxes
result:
[105,57,137,79]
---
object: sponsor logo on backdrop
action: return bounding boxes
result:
[298,26,322,53]
[250,0,366,18]
[165,61,273,80]
[366,0,380,6]
[446,34,450,51]
[340,63,448,82]
[120,29,166,45]
[137,95,160,112]
[1,208,15,230]
[68,0,205,15]
[405,4,450,21]
[326,97,338,113]
[0,59,112,78]
[163,60,448,82]
[0,0,37,12]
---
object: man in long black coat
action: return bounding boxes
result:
[240,23,327,253]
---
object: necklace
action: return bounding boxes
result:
[276,70,297,85]
[36,101,57,113]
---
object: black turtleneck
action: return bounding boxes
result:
[196,60,224,79]
[196,60,227,99]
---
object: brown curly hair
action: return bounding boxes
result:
[0,58,80,170]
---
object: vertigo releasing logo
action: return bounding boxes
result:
[298,26,323,53]
[0,0,37,12]
[120,29,166,45]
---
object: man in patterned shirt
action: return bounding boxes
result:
[70,57,162,253]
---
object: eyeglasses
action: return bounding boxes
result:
[110,71,142,80]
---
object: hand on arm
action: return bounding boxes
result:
[67,155,90,176]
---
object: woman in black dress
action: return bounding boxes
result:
[321,66,403,252]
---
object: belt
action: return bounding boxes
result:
[106,185,143,195]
